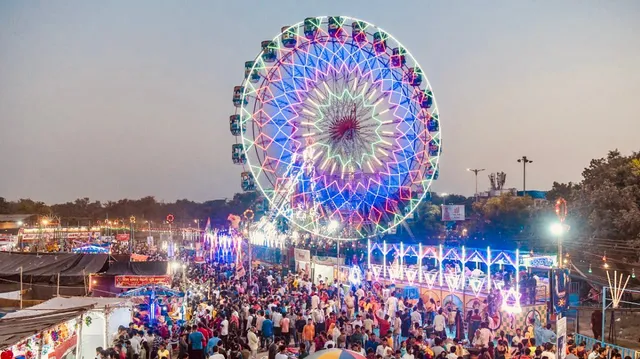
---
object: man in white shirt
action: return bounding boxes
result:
[311,293,320,310]
[386,296,398,318]
[433,309,447,338]
[541,343,557,359]
[410,309,421,326]
[275,345,289,359]
[209,346,225,359]
[477,323,493,348]
[272,309,283,337]
[512,328,522,345]
[220,315,230,344]
[129,331,142,356]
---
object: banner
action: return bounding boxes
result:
[116,234,130,241]
[552,268,570,314]
[556,317,567,359]
[442,205,465,221]
[115,275,171,288]
[312,256,345,266]
[130,253,148,262]
[294,248,311,262]
[49,334,77,359]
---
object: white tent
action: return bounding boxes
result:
[2,297,132,359]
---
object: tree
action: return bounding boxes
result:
[549,150,640,241]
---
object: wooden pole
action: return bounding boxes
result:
[19,266,23,309]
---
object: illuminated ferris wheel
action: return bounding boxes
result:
[230,16,442,240]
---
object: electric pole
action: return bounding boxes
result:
[466,168,485,202]
[517,156,533,195]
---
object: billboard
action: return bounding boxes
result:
[442,205,465,221]
[115,275,171,288]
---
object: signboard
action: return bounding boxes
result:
[116,234,130,241]
[556,317,567,359]
[130,253,148,262]
[442,205,465,221]
[294,248,311,262]
[519,255,557,268]
[115,275,171,288]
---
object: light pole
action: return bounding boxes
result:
[466,168,485,202]
[552,198,569,268]
[129,216,136,253]
[517,156,533,195]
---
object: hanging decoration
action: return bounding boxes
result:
[423,271,438,289]
[405,268,417,284]
[500,287,522,313]
[84,315,92,327]
[468,277,486,297]
[444,273,461,292]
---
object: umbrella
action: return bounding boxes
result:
[304,349,366,359]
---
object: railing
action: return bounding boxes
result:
[574,333,640,359]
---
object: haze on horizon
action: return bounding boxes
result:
[1,1,638,204]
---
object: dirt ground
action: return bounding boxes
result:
[574,308,640,350]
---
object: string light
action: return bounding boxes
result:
[588,264,592,273]
[632,268,636,279]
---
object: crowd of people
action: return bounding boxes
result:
[93,259,617,359]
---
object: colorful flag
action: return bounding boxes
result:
[235,238,245,279]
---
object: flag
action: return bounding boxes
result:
[235,238,246,279]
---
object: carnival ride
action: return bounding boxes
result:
[230,16,441,241]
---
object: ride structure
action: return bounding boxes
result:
[365,241,558,336]
[229,16,442,241]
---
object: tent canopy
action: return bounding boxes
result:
[0,296,129,349]
[0,252,108,277]
[2,296,128,319]
[105,261,168,276]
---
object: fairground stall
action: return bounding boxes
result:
[0,297,132,359]
[367,241,557,336]
[118,286,184,329]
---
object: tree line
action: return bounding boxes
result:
[2,150,639,244]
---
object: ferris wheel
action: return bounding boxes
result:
[230,16,442,240]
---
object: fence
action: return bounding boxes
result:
[574,333,640,359]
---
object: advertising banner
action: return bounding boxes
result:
[294,248,311,262]
[441,205,465,221]
[114,275,171,288]
[116,234,130,241]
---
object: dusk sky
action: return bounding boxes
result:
[1,1,638,204]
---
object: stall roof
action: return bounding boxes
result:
[0,296,130,349]
[2,296,128,319]
[0,252,108,277]
[105,261,168,275]
[0,307,88,349]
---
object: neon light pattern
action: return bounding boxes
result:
[500,288,523,313]
[468,277,486,297]
[232,16,441,240]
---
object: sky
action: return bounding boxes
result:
[1,0,639,204]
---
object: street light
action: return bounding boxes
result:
[550,222,569,268]
[516,156,533,195]
[441,193,448,205]
[466,168,486,202]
